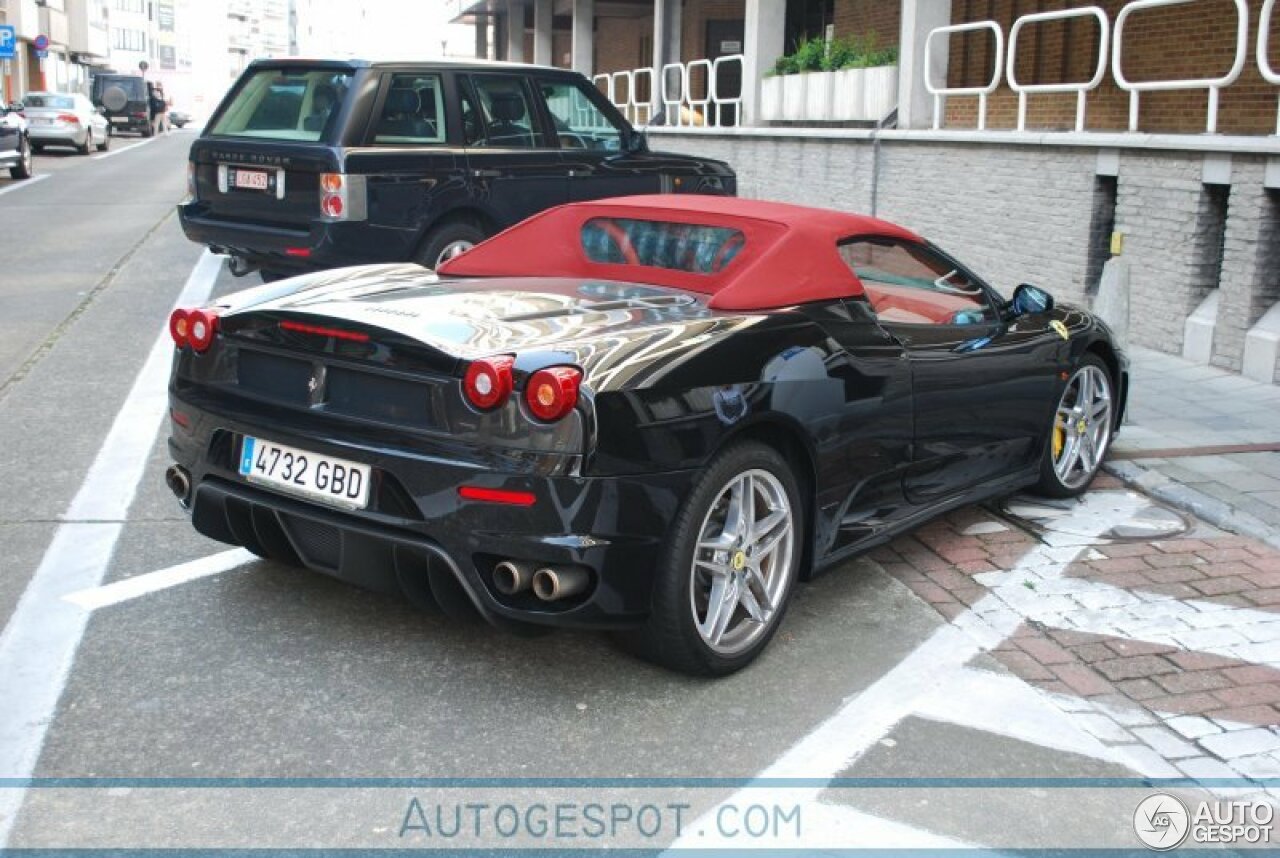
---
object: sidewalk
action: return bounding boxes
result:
[1105,346,1280,549]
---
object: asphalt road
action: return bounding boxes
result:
[0,132,1254,851]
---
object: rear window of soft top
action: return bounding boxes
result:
[210,68,353,141]
[581,218,745,275]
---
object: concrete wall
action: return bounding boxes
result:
[648,130,1280,371]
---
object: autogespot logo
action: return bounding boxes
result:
[1134,793,1191,850]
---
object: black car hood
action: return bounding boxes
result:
[222,263,765,387]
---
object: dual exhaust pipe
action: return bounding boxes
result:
[493,560,590,602]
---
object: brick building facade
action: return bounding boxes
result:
[453,0,1280,381]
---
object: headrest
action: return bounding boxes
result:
[385,88,420,115]
[489,92,525,122]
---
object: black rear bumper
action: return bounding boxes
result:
[178,203,417,274]
[170,396,696,630]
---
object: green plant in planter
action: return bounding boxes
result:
[767,32,899,76]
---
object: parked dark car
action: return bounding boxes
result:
[164,195,1128,675]
[0,98,32,179]
[91,74,156,137]
[177,59,736,280]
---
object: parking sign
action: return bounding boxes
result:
[0,26,16,60]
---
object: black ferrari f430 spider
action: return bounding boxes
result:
[165,195,1127,675]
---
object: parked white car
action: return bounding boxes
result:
[24,92,109,155]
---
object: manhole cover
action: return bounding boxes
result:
[1000,490,1189,544]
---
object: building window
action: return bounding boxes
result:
[115,0,146,12]
[112,28,147,52]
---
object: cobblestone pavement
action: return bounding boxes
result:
[877,471,1280,785]
[1107,346,1280,548]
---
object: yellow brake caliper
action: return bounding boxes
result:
[1053,418,1066,459]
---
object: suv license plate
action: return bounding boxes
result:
[239,436,371,510]
[229,168,272,192]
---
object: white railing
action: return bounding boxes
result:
[1007,6,1109,132]
[597,56,744,128]
[925,21,1004,130]
[1112,0,1249,134]
[924,0,1278,135]
[710,55,744,126]
[1260,0,1280,135]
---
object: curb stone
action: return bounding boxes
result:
[1103,460,1280,552]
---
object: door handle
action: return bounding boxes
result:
[470,168,501,178]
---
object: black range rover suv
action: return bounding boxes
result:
[179,59,736,279]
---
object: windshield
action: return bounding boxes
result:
[210,68,353,141]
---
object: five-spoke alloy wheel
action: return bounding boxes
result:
[619,442,803,675]
[690,468,796,656]
[1036,354,1115,497]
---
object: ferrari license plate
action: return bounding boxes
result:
[239,436,371,509]
[229,167,272,192]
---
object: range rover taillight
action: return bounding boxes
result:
[319,172,366,222]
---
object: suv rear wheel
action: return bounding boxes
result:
[9,136,32,180]
[414,221,488,270]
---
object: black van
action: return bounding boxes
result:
[91,74,153,136]
[178,59,736,278]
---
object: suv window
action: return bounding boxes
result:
[839,238,995,326]
[467,75,539,148]
[373,73,446,144]
[538,80,623,151]
[210,68,352,141]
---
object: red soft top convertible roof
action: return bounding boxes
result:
[435,195,922,312]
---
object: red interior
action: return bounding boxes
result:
[437,195,922,312]
[860,282,981,325]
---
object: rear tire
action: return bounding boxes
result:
[1032,354,1116,498]
[9,137,32,180]
[414,221,488,270]
[615,442,804,676]
[77,130,92,156]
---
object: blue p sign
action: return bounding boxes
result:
[0,26,16,60]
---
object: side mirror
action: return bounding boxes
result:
[1010,283,1054,317]
[624,128,647,153]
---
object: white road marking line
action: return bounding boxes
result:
[915,666,1118,762]
[61,548,256,612]
[0,173,50,198]
[668,517,1119,852]
[0,249,221,847]
[91,136,157,161]
[973,562,1280,666]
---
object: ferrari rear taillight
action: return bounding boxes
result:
[525,366,581,422]
[463,356,515,411]
[169,307,220,353]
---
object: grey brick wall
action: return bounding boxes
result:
[1213,161,1280,372]
[649,130,1279,372]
